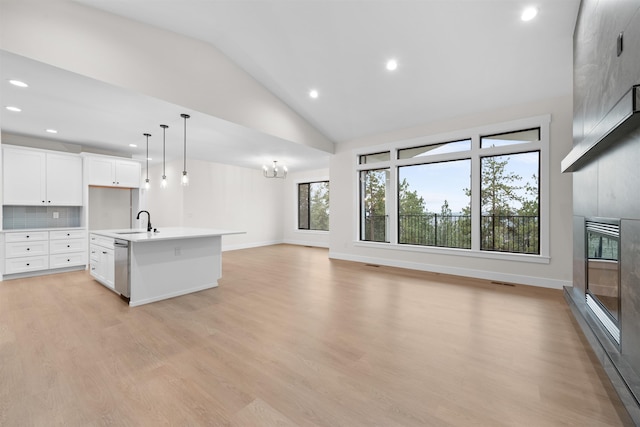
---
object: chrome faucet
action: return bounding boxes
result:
[136,210,152,232]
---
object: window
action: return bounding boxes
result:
[398,139,471,159]
[480,133,540,255]
[355,115,549,259]
[479,152,539,254]
[398,159,471,248]
[359,151,390,164]
[480,128,540,148]
[360,169,389,242]
[298,181,330,231]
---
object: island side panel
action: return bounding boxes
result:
[129,235,222,306]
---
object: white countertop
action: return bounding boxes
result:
[90,227,245,243]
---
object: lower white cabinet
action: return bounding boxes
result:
[90,234,115,289]
[49,229,87,269]
[5,255,49,275]
[3,229,86,277]
[4,231,49,275]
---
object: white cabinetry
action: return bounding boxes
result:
[3,231,49,275]
[89,233,115,289]
[49,230,87,269]
[2,148,46,205]
[2,229,87,277]
[46,153,83,205]
[86,156,141,188]
[2,147,82,206]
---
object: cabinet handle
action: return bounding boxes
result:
[42,201,45,204]
[102,251,107,254]
[26,248,30,251]
[26,235,30,238]
[26,263,30,266]
[66,233,70,236]
[67,259,70,262]
[67,245,70,248]
[48,201,51,204]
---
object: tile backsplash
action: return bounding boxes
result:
[3,206,82,229]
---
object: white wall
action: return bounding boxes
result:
[283,168,330,248]
[88,187,132,230]
[143,159,285,250]
[329,95,574,289]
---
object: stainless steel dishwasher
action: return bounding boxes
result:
[114,239,130,299]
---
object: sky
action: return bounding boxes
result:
[398,151,539,213]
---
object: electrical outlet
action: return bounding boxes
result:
[53,211,59,219]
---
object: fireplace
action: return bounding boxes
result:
[585,219,621,345]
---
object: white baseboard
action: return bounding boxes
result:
[222,239,283,252]
[282,239,329,248]
[328,251,569,290]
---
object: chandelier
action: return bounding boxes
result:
[263,160,287,179]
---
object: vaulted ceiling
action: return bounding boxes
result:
[1,0,579,170]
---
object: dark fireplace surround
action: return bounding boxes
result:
[563,94,640,423]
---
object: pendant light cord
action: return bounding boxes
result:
[143,133,151,181]
[181,113,190,173]
[160,124,168,178]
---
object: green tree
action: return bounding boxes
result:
[480,156,524,216]
[361,170,388,241]
[517,173,539,253]
[474,155,538,253]
[309,182,330,230]
[398,177,427,244]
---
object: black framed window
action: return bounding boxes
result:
[356,120,547,257]
[298,181,330,231]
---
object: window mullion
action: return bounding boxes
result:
[471,135,482,251]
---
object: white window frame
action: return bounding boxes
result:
[354,114,551,264]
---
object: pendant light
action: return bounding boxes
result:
[143,133,151,189]
[180,113,190,186]
[160,124,168,188]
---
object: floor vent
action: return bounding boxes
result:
[491,281,516,287]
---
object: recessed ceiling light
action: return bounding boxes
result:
[386,59,398,71]
[6,106,22,112]
[8,79,28,88]
[46,129,58,134]
[309,89,319,99]
[129,143,137,147]
[521,7,538,21]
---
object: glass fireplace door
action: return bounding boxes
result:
[586,220,620,342]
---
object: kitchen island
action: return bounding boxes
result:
[90,228,243,307]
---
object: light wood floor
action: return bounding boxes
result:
[0,244,633,426]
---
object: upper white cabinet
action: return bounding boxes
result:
[86,156,141,188]
[2,147,83,206]
[46,153,84,205]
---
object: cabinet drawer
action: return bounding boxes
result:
[50,252,86,269]
[89,234,114,249]
[4,231,48,242]
[49,238,84,254]
[50,230,85,240]
[5,255,49,274]
[89,244,100,262]
[5,241,49,258]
